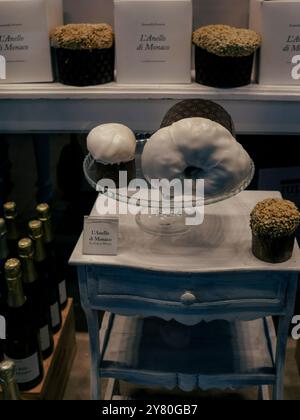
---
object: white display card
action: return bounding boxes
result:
[83,216,119,256]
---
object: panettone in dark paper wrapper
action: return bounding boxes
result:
[51,24,115,87]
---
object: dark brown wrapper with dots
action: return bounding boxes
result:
[53,46,115,87]
[160,99,235,137]
[195,46,254,88]
[252,233,295,264]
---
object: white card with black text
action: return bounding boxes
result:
[83,216,119,256]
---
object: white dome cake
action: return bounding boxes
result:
[87,123,137,188]
[142,117,253,199]
[87,123,136,165]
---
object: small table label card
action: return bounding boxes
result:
[83,216,119,256]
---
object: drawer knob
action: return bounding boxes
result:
[181,292,197,306]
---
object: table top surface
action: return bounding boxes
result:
[69,191,300,274]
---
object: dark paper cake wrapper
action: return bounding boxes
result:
[94,160,136,189]
[252,233,295,264]
[53,46,115,87]
[160,99,235,136]
[195,46,254,88]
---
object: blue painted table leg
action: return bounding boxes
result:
[85,308,101,401]
[77,266,101,400]
[273,314,291,401]
[273,277,298,401]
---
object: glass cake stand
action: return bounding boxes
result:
[84,137,255,236]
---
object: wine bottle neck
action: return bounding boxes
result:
[33,237,46,263]
[5,218,19,242]
[7,275,26,308]
[0,233,9,261]
[0,360,22,400]
[41,219,53,245]
[1,378,22,400]
[20,256,37,284]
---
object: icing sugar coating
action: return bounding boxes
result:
[142,118,253,198]
[87,123,136,165]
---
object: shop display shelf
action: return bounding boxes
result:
[1,81,300,101]
[0,81,300,134]
[99,314,277,392]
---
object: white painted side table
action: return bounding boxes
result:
[69,191,300,401]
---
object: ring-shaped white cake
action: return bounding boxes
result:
[142,117,253,197]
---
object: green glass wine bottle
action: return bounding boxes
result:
[0,218,9,305]
[3,202,20,258]
[4,259,44,391]
[37,203,68,310]
[29,221,62,334]
[18,238,54,360]
[0,218,9,362]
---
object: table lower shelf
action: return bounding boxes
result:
[100,315,277,392]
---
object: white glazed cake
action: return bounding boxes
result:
[142,117,253,197]
[87,123,137,187]
[87,123,136,165]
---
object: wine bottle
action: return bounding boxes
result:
[3,202,20,257]
[37,203,68,310]
[18,238,54,360]
[29,221,62,334]
[4,259,43,391]
[0,218,9,362]
[0,218,9,305]
[0,360,22,400]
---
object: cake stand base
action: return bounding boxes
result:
[135,213,191,236]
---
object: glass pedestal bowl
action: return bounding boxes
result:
[84,137,255,236]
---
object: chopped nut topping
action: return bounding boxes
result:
[51,24,114,50]
[193,25,261,57]
[250,198,300,238]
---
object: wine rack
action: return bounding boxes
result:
[0,299,77,400]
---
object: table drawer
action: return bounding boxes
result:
[86,266,288,309]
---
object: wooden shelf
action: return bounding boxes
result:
[0,81,300,101]
[0,81,300,134]
[100,315,277,392]
[22,299,76,401]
